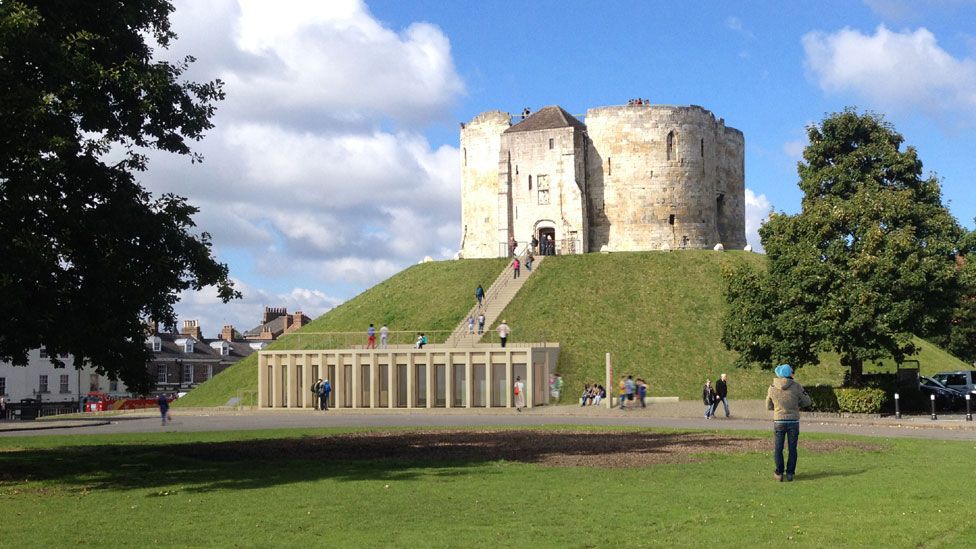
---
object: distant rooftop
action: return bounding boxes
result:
[504,105,586,133]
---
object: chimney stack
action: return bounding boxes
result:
[220,325,235,342]
[181,319,202,340]
[262,306,287,324]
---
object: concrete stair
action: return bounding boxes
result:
[448,255,544,346]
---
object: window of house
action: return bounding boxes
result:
[548,138,554,149]
[183,340,194,353]
[667,131,675,161]
[0,377,5,395]
[221,345,229,357]
[183,364,194,384]
[89,374,99,392]
[39,347,48,359]
[60,374,69,394]
[109,379,118,392]
[39,375,49,393]
[207,365,214,380]
[151,337,161,352]
[157,365,168,383]
[537,175,550,205]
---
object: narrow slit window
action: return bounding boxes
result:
[528,175,532,190]
[667,131,675,161]
[700,138,704,157]
[548,138,554,149]
[463,147,467,166]
[608,157,612,175]
[668,214,675,225]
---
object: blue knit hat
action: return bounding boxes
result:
[774,364,793,378]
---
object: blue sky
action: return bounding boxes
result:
[157,0,976,336]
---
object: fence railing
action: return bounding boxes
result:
[499,238,583,257]
[276,330,455,350]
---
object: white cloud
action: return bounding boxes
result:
[144,1,466,329]
[725,16,754,39]
[783,138,807,161]
[177,280,343,338]
[745,188,772,253]
[802,25,976,122]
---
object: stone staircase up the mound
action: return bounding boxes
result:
[448,255,545,347]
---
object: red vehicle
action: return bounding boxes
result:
[83,392,174,412]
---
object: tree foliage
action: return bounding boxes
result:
[944,226,976,363]
[0,1,239,393]
[723,109,962,382]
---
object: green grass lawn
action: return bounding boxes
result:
[0,427,973,547]
[176,258,507,407]
[179,251,971,406]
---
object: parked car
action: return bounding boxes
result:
[919,376,968,411]
[932,371,976,399]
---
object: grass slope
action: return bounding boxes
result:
[179,251,971,406]
[1,427,974,546]
[175,258,506,407]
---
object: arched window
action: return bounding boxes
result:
[666,131,675,161]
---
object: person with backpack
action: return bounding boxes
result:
[319,378,332,411]
[475,284,485,307]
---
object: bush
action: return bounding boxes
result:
[835,387,888,414]
[805,384,839,412]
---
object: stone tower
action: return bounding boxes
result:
[459,103,746,258]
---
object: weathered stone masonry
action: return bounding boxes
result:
[460,104,746,257]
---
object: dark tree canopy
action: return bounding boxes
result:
[0,1,239,393]
[723,109,962,382]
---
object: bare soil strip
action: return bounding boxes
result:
[172,430,883,468]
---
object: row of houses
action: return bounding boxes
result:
[0,307,311,403]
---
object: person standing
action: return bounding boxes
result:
[1,396,7,419]
[379,324,389,348]
[514,376,525,412]
[467,315,475,334]
[510,237,518,257]
[766,364,811,482]
[497,320,510,347]
[477,313,486,335]
[552,373,564,402]
[157,393,170,426]
[618,375,628,410]
[513,257,521,278]
[319,378,332,411]
[475,284,485,307]
[312,378,323,409]
[637,378,647,408]
[366,324,376,349]
[547,234,555,255]
[702,379,716,419]
[712,373,730,418]
[525,251,534,271]
[530,235,539,254]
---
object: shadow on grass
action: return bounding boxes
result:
[0,431,875,495]
[795,468,868,481]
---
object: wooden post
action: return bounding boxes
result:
[605,352,612,409]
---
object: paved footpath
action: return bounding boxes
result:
[3,401,975,440]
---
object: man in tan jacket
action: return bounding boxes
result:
[766,364,811,482]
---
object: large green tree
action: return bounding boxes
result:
[944,225,976,364]
[0,1,239,393]
[724,109,962,382]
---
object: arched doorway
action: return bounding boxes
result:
[534,220,556,256]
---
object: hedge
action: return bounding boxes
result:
[802,385,888,414]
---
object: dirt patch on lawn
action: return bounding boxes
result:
[171,430,882,469]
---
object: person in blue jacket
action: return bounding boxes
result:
[319,379,332,411]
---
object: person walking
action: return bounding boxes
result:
[702,379,716,419]
[157,393,170,426]
[319,378,332,411]
[525,251,534,271]
[510,237,518,257]
[467,315,475,334]
[513,257,521,278]
[497,320,510,347]
[712,373,730,418]
[766,364,812,482]
[477,313,486,335]
[475,284,485,307]
[379,324,389,348]
[366,323,376,349]
[514,376,526,412]
[530,235,539,254]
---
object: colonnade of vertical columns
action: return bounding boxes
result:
[258,347,556,410]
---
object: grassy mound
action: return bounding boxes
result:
[178,251,970,406]
[174,258,507,407]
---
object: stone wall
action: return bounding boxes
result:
[460,111,510,258]
[460,104,746,257]
[502,126,588,253]
[585,105,745,251]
